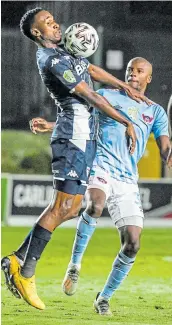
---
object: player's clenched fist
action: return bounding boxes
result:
[29,118,55,134]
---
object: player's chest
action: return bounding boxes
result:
[119,102,155,127]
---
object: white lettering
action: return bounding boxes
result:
[13,184,52,208]
[75,64,84,75]
[75,61,87,76]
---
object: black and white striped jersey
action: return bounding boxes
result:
[36,45,98,140]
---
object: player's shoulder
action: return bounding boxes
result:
[147,101,167,124]
[149,101,166,114]
[79,56,90,65]
[36,45,72,67]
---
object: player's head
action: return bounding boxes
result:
[125,57,152,93]
[20,8,62,45]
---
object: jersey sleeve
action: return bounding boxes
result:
[45,55,83,93]
[152,105,169,139]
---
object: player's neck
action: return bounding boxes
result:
[139,89,146,95]
[37,40,59,49]
[134,86,146,95]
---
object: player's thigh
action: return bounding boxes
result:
[86,165,111,216]
[84,188,106,217]
[51,136,96,216]
[107,180,144,229]
[87,165,111,198]
[51,138,96,188]
[50,186,83,218]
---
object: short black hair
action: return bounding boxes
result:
[20,7,43,41]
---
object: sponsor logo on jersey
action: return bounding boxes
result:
[128,107,138,121]
[67,170,78,177]
[97,177,107,184]
[51,58,60,67]
[63,70,76,83]
[142,114,154,124]
[75,61,88,75]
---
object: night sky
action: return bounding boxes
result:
[2,1,172,28]
[1,1,36,27]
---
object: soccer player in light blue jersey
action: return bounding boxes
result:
[62,57,172,315]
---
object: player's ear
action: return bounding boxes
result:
[147,75,152,84]
[31,28,41,38]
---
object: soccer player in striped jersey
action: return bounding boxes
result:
[1,8,150,310]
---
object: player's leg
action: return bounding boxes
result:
[20,188,83,276]
[63,166,110,295]
[94,225,142,315]
[94,181,144,315]
[2,139,95,309]
[2,187,83,310]
[62,188,106,295]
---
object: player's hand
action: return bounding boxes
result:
[125,84,153,105]
[29,117,51,134]
[126,123,137,155]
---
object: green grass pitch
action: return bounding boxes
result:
[1,227,172,325]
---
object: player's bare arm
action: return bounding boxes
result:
[74,80,136,154]
[156,135,172,168]
[88,64,152,105]
[29,118,55,134]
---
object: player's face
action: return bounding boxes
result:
[31,10,62,44]
[125,60,152,92]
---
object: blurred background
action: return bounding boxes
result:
[1,1,172,226]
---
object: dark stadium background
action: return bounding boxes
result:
[2,1,172,128]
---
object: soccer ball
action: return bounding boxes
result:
[64,23,99,58]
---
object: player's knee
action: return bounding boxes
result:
[69,204,81,218]
[85,200,104,218]
[49,202,80,224]
[123,239,140,257]
[61,205,81,221]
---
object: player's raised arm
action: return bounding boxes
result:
[88,64,152,105]
[73,80,136,154]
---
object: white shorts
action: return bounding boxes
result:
[88,166,144,229]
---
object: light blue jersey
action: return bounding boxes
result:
[93,89,169,184]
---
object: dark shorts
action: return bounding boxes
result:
[50,138,96,195]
